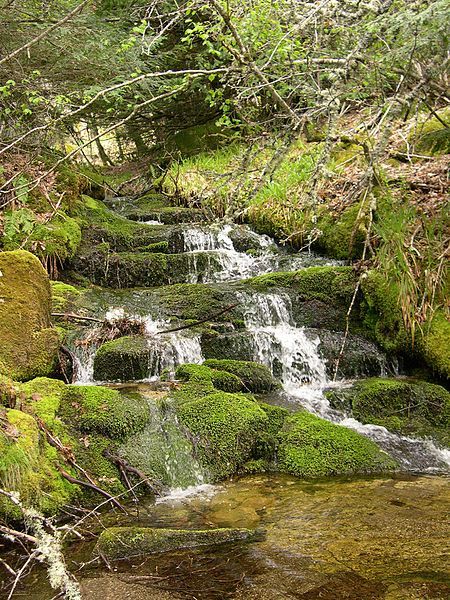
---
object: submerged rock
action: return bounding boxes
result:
[278,411,397,477]
[95,526,258,560]
[0,250,60,381]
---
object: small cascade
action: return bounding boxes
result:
[143,314,203,379]
[238,292,450,472]
[71,309,203,383]
[179,224,332,283]
[119,399,206,490]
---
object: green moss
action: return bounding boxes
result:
[50,281,80,312]
[20,377,66,429]
[360,270,408,353]
[315,202,366,260]
[203,359,279,393]
[0,250,60,381]
[154,283,241,324]
[175,363,244,393]
[0,408,77,519]
[79,195,169,251]
[411,107,450,155]
[248,266,356,303]
[93,336,151,381]
[327,377,450,445]
[136,241,169,253]
[0,375,19,408]
[278,411,397,477]
[420,310,450,380]
[96,526,256,560]
[59,385,149,440]
[74,247,221,288]
[177,391,269,480]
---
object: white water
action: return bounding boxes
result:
[181,224,332,283]
[238,291,450,472]
[73,308,203,383]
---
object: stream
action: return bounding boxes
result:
[13,215,450,599]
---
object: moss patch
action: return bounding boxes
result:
[0,250,60,381]
[203,359,279,393]
[175,363,244,393]
[59,385,149,440]
[50,281,81,313]
[420,310,450,380]
[278,411,397,477]
[177,391,269,480]
[327,377,450,445]
[94,336,151,382]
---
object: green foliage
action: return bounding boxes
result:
[278,412,397,478]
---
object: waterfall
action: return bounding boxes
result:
[179,224,331,283]
[238,291,450,472]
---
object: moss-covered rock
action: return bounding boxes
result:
[420,310,450,380]
[201,331,255,362]
[175,363,244,393]
[203,359,279,393]
[93,336,151,381]
[59,385,149,439]
[177,391,269,479]
[0,407,77,518]
[0,250,60,381]
[96,526,257,560]
[73,247,221,288]
[327,377,450,445]
[315,202,366,260]
[50,281,81,313]
[278,411,397,477]
[360,270,408,354]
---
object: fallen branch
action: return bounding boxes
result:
[58,469,127,513]
[157,303,239,334]
[104,451,167,496]
[51,312,103,323]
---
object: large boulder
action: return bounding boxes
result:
[277,411,397,477]
[0,250,59,381]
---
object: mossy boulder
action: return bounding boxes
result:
[175,363,244,393]
[201,331,255,362]
[327,377,450,444]
[203,359,279,393]
[177,391,269,479]
[94,335,151,381]
[0,250,60,381]
[96,526,257,560]
[59,385,149,440]
[50,281,81,313]
[420,311,450,380]
[278,411,397,477]
[315,202,366,260]
[0,407,76,518]
[360,270,408,354]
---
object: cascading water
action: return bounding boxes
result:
[237,291,450,472]
[72,308,203,384]
[180,224,335,283]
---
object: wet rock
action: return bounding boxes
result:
[73,249,222,288]
[0,250,59,381]
[95,526,258,560]
[228,225,272,252]
[306,329,389,379]
[201,331,255,361]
